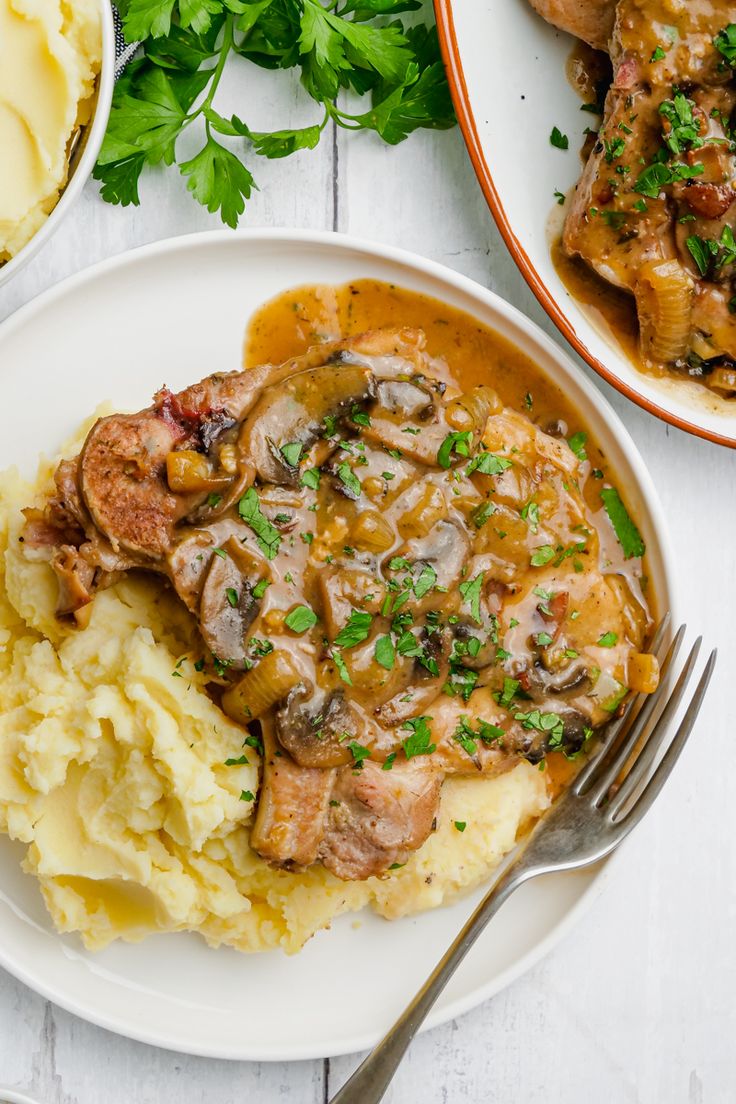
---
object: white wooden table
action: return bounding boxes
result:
[1,58,734,1104]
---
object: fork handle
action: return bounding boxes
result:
[329,860,535,1104]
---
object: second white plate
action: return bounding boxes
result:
[0,230,676,1059]
[436,0,736,448]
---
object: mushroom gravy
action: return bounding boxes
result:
[24,280,659,880]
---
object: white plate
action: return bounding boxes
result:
[435,0,736,449]
[0,230,677,1060]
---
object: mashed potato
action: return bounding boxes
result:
[0,0,102,262]
[0,430,550,954]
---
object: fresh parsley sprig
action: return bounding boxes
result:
[94,0,456,226]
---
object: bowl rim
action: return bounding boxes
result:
[0,0,116,289]
[433,0,736,451]
[0,228,681,1059]
[0,1090,44,1104]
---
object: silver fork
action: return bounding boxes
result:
[330,618,716,1104]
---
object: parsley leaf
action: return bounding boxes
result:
[413,562,437,598]
[437,430,472,469]
[238,488,281,560]
[335,609,372,648]
[337,462,362,499]
[459,572,484,624]
[180,132,255,229]
[301,467,321,490]
[466,452,512,476]
[601,487,645,559]
[714,24,736,68]
[402,716,436,759]
[284,605,318,633]
[374,634,396,670]
[550,126,569,150]
[568,431,587,461]
[331,647,352,686]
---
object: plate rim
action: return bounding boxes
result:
[0,228,677,1060]
[433,0,736,451]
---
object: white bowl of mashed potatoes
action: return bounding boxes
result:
[0,0,115,287]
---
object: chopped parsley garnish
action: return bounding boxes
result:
[598,631,618,647]
[459,572,484,624]
[472,500,496,528]
[244,733,264,756]
[444,663,479,703]
[347,742,371,767]
[633,158,703,198]
[301,531,314,545]
[550,126,569,150]
[280,441,302,468]
[225,755,248,766]
[331,648,352,686]
[686,227,736,277]
[374,635,396,670]
[401,716,436,759]
[437,430,472,469]
[453,821,467,833]
[351,404,371,427]
[238,488,281,560]
[300,467,321,490]
[514,708,565,749]
[568,431,588,461]
[714,24,736,68]
[520,500,540,534]
[284,604,317,633]
[650,45,666,62]
[554,188,566,205]
[659,93,702,156]
[495,676,520,708]
[601,487,645,559]
[466,452,513,476]
[530,545,556,567]
[337,462,362,498]
[603,136,625,163]
[323,414,338,438]
[334,609,372,648]
[413,562,437,598]
[240,790,255,802]
[252,578,270,599]
[534,632,553,647]
[225,587,239,608]
[382,752,397,771]
[206,492,222,507]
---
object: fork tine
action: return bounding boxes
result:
[616,650,717,825]
[578,622,686,802]
[605,637,703,818]
[572,612,672,796]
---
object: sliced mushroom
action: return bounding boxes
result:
[275,687,357,768]
[374,378,435,419]
[166,531,218,613]
[239,364,376,485]
[199,548,258,668]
